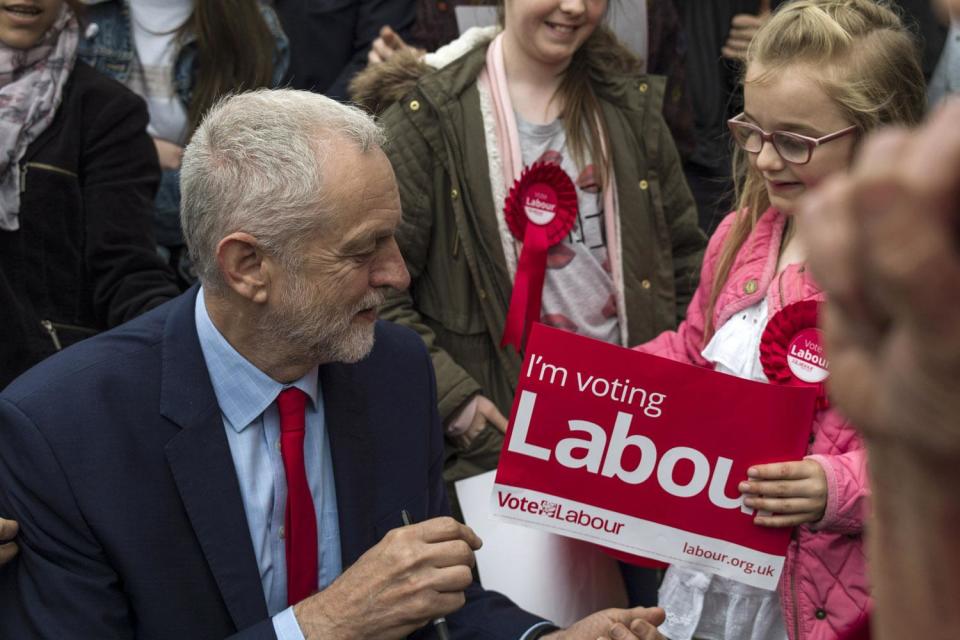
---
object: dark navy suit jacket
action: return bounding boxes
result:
[0,288,542,638]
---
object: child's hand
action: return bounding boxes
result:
[738,459,827,527]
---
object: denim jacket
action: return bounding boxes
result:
[76,0,289,274]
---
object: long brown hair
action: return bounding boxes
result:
[497,1,643,187]
[702,0,927,341]
[179,0,276,133]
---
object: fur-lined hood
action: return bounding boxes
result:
[349,26,497,116]
[349,24,645,116]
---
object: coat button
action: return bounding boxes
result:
[815,608,827,620]
[451,188,459,200]
[278,525,285,539]
[641,279,652,290]
[478,289,487,300]
[744,279,758,294]
[409,100,421,111]
[638,82,649,93]
[639,179,649,190]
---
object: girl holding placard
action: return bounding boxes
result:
[634,1,926,639]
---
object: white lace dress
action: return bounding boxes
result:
[658,298,788,640]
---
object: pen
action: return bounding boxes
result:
[400,509,452,640]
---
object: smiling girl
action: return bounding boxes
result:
[633,1,926,639]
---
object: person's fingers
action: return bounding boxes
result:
[721,43,749,60]
[0,517,18,542]
[418,516,483,549]
[758,0,772,14]
[478,397,508,432]
[426,564,475,593]
[754,512,818,527]
[0,541,18,565]
[367,48,383,65]
[798,177,867,322]
[381,25,405,50]
[628,618,666,640]
[730,13,765,28]
[603,607,667,628]
[371,38,394,62]
[744,496,824,515]
[741,476,820,498]
[424,538,477,569]
[746,461,811,481]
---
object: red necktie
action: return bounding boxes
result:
[276,387,318,605]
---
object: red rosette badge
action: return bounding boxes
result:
[759,299,830,409]
[500,162,578,350]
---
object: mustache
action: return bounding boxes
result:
[352,288,387,313]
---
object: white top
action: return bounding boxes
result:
[658,298,788,640]
[127,0,192,145]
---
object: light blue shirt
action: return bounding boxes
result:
[195,290,552,640]
[195,291,341,640]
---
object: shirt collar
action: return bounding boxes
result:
[194,288,320,432]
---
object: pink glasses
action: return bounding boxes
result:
[727,113,858,165]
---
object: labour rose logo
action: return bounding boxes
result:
[759,300,829,409]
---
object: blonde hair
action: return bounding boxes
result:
[704,0,927,340]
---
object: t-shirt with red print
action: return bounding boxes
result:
[514,114,619,344]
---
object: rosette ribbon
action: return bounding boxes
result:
[759,299,830,409]
[500,162,578,350]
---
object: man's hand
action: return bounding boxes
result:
[367,25,424,65]
[739,460,827,527]
[544,606,666,640]
[152,137,184,171]
[722,0,771,60]
[293,517,481,640]
[798,100,960,455]
[0,517,18,566]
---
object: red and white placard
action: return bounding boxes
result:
[492,324,817,589]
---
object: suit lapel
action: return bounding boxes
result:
[321,362,378,568]
[159,288,269,630]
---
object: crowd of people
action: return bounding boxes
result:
[0,1,957,639]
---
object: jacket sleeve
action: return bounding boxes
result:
[81,81,180,328]
[0,398,135,638]
[379,102,483,422]
[807,423,869,535]
[633,211,735,366]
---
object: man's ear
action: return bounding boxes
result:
[215,232,271,304]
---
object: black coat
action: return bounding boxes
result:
[0,61,179,389]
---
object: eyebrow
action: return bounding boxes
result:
[742,111,824,136]
[339,227,395,255]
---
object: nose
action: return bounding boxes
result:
[559,0,587,16]
[754,138,785,174]
[372,237,411,292]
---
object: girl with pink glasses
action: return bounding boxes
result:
[633,1,926,639]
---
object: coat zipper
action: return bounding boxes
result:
[20,162,79,192]
[40,320,63,351]
[39,320,95,351]
[791,538,801,640]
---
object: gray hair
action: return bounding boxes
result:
[180,88,386,291]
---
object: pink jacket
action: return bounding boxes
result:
[637,209,870,640]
